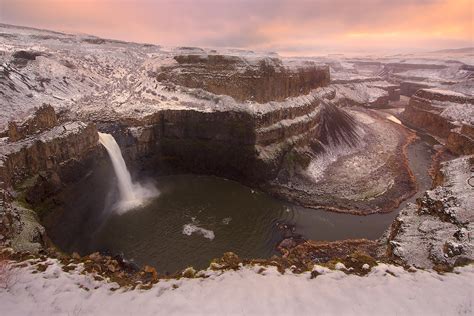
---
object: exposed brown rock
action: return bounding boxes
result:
[157,54,330,103]
[0,121,100,187]
[400,81,436,97]
[7,104,59,142]
[447,125,474,155]
[283,239,378,268]
[143,265,158,282]
[401,95,454,138]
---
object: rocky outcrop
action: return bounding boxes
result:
[415,89,474,104]
[0,107,103,253]
[401,89,474,151]
[384,63,447,73]
[156,54,330,103]
[399,81,435,97]
[320,82,394,107]
[381,63,450,83]
[384,155,473,269]
[281,239,378,274]
[107,94,323,183]
[7,104,58,142]
[367,82,400,102]
[0,107,100,188]
[447,125,474,155]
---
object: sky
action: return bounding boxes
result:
[0,0,472,56]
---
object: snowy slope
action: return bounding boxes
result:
[0,24,330,129]
[0,258,473,316]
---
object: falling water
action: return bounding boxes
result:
[98,132,158,214]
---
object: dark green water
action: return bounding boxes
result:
[46,137,434,274]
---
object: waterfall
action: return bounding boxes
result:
[98,132,157,214]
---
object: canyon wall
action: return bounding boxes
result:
[0,106,103,252]
[384,155,473,269]
[401,89,474,155]
[107,96,321,184]
[157,54,330,103]
[0,106,101,189]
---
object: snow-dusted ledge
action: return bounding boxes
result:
[0,258,472,315]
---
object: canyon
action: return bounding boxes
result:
[0,24,473,279]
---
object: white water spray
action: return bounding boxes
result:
[98,132,158,214]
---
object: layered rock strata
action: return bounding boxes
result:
[401,88,474,155]
[266,107,417,214]
[0,109,99,188]
[0,106,102,252]
[156,54,330,103]
[104,93,324,184]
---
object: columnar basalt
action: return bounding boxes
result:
[0,106,103,253]
[106,95,323,184]
[400,88,474,154]
[156,54,330,103]
[0,118,100,188]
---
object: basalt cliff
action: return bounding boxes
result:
[0,24,473,274]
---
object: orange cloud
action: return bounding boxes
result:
[0,0,472,55]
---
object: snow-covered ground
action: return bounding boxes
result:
[0,24,328,129]
[2,24,472,129]
[0,259,473,316]
[388,155,474,269]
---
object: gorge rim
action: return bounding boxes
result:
[40,122,435,274]
[0,14,472,314]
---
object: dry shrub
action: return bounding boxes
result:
[0,255,17,290]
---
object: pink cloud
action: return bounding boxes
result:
[0,0,472,55]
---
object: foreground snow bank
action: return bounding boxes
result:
[0,259,473,315]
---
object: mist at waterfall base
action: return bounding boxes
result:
[98,132,158,214]
[45,133,434,273]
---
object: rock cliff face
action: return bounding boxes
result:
[401,92,455,138]
[399,81,435,97]
[0,106,100,188]
[105,94,323,184]
[0,106,104,253]
[6,104,59,141]
[384,155,473,269]
[447,125,474,156]
[401,88,474,155]
[156,54,330,103]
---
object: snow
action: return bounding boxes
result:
[0,258,473,315]
[441,103,474,125]
[386,115,402,125]
[182,223,215,240]
[0,24,330,129]
[335,262,347,270]
[388,155,474,268]
[325,83,389,105]
[424,88,470,98]
[306,140,364,182]
[0,121,90,167]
